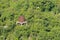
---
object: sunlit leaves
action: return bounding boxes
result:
[0,0,60,40]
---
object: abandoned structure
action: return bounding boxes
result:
[16,16,27,25]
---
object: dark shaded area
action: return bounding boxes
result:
[45,29,51,32]
[1,17,6,22]
[40,1,55,12]
[10,13,15,21]
[0,13,2,17]
[43,18,49,27]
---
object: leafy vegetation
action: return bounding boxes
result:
[0,0,60,40]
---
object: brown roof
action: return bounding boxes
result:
[18,16,25,22]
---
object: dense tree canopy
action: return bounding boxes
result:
[0,0,60,40]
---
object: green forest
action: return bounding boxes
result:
[0,0,60,40]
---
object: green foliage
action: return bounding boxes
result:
[0,0,60,40]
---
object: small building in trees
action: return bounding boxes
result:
[16,16,27,25]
